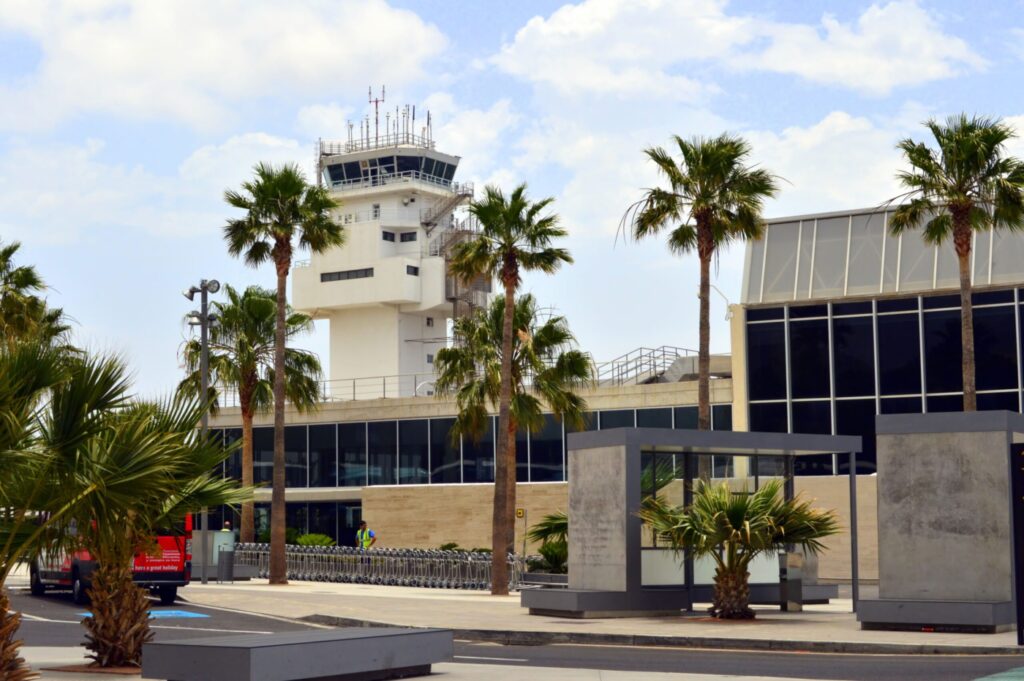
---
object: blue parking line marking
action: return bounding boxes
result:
[77,610,209,619]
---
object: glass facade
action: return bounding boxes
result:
[216,404,734,490]
[746,287,1024,474]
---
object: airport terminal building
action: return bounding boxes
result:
[209,120,1024,581]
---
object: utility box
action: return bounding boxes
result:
[216,546,235,584]
[779,552,803,612]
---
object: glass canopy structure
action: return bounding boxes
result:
[743,208,1024,305]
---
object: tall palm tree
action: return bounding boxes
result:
[223,162,344,584]
[434,291,589,593]
[889,115,1024,411]
[180,284,323,542]
[623,135,778,433]
[0,240,70,346]
[640,479,839,619]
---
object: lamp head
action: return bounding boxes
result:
[205,279,220,294]
[183,286,200,301]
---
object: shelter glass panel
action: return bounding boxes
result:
[935,244,960,290]
[430,418,461,484]
[991,229,1024,285]
[398,419,429,485]
[974,229,992,285]
[762,222,799,303]
[745,239,765,303]
[747,321,786,400]
[367,421,397,486]
[789,318,830,398]
[877,312,922,395]
[881,221,900,294]
[846,213,885,296]
[338,423,367,487]
[832,316,875,398]
[810,217,848,299]
[308,424,337,488]
[530,414,564,482]
[795,220,814,300]
[897,235,934,292]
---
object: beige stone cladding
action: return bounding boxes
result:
[361,475,878,581]
[361,482,568,553]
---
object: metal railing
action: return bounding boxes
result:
[217,373,442,407]
[233,543,524,591]
[326,170,461,192]
[595,345,696,386]
[320,134,436,155]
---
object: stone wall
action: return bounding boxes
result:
[362,474,879,581]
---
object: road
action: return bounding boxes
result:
[11,586,1024,680]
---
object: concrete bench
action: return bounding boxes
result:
[142,628,453,681]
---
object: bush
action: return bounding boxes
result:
[296,533,336,547]
[537,540,568,574]
[438,542,461,551]
[469,547,491,554]
[257,526,302,545]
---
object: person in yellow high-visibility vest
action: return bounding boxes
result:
[355,521,377,549]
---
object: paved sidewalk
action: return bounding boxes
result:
[179,580,1023,655]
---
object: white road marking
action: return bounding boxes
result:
[454,655,529,663]
[18,611,271,634]
[183,601,331,629]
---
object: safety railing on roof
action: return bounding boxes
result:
[593,345,697,386]
[326,170,455,191]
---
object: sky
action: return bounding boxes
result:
[2,0,1024,396]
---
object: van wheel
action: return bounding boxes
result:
[29,565,45,596]
[71,570,87,605]
[158,586,177,606]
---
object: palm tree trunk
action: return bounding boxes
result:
[269,259,289,585]
[953,220,976,411]
[711,565,753,620]
[491,281,517,596]
[0,588,34,681]
[697,222,713,480]
[83,558,153,667]
[240,407,255,544]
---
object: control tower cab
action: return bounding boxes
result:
[291,98,489,398]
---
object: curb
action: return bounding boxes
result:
[300,614,1024,656]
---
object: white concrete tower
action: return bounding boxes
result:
[292,97,488,398]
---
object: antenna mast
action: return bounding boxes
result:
[369,85,385,147]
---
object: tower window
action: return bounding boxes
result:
[372,203,381,219]
[321,268,374,282]
[382,231,395,242]
[426,317,434,327]
[400,232,417,243]
[406,265,420,276]
[427,354,434,364]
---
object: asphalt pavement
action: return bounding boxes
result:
[11,584,1024,680]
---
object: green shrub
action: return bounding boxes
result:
[439,542,461,551]
[537,540,568,574]
[469,547,492,553]
[257,526,302,545]
[296,533,336,547]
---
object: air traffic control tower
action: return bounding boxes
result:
[292,94,489,399]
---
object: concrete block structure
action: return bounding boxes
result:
[858,411,1024,632]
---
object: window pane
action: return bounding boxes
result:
[789,319,830,398]
[637,408,672,428]
[600,410,635,429]
[463,417,494,483]
[286,502,308,536]
[810,216,848,298]
[926,394,962,414]
[530,415,564,482]
[923,309,962,394]
[224,428,242,481]
[308,424,337,488]
[880,396,922,414]
[762,222,799,302]
[877,313,921,395]
[833,316,875,397]
[567,411,598,432]
[430,418,460,484]
[517,427,529,482]
[975,305,1017,391]
[674,406,698,429]
[747,322,786,400]
[749,402,787,433]
[253,426,273,485]
[398,419,428,484]
[712,404,733,431]
[791,400,833,475]
[339,423,367,487]
[368,421,397,485]
[979,392,1019,412]
[835,399,877,473]
[307,502,337,542]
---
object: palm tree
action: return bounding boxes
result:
[0,240,70,346]
[889,115,1024,411]
[65,391,249,668]
[180,284,323,542]
[434,291,588,594]
[223,162,344,584]
[640,479,839,619]
[622,135,778,433]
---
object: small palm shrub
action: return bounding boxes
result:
[295,533,335,547]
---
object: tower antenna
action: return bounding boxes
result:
[369,85,385,146]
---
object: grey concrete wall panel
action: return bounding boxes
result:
[876,417,1013,602]
[876,410,1024,436]
[568,445,629,591]
[858,599,1014,631]
[141,628,453,681]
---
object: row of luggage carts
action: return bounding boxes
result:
[232,543,525,591]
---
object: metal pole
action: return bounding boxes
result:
[849,452,859,613]
[200,282,210,585]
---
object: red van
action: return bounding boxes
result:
[30,516,193,605]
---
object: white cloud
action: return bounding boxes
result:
[424,94,519,183]
[0,0,446,130]
[0,132,308,245]
[295,104,355,140]
[492,0,984,98]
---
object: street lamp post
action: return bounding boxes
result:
[185,279,220,584]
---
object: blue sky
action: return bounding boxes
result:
[2,0,1023,395]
